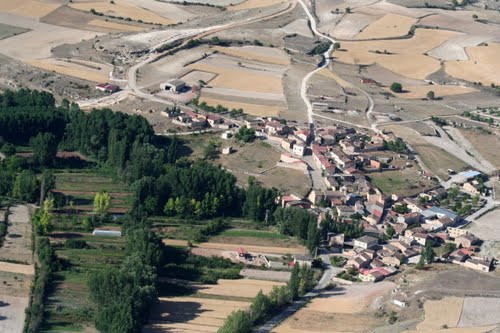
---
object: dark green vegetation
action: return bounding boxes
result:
[218,263,317,333]
[390,82,403,93]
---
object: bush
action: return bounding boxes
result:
[390,82,403,93]
[65,239,88,249]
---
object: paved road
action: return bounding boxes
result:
[255,250,334,333]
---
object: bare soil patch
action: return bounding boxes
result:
[0,205,33,264]
[26,58,112,83]
[212,45,290,65]
[228,0,285,11]
[197,279,285,298]
[69,0,174,25]
[0,0,59,18]
[0,295,29,333]
[355,13,417,40]
[388,84,478,99]
[458,129,500,167]
[458,297,500,327]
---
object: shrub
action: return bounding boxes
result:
[390,82,403,93]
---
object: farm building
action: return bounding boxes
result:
[93,228,122,237]
[160,79,186,93]
[95,83,120,93]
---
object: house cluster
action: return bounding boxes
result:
[163,108,235,130]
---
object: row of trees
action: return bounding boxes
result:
[218,264,317,333]
[88,223,165,333]
[274,207,320,253]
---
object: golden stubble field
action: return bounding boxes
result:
[355,13,417,40]
[334,28,459,80]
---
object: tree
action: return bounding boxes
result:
[250,290,270,323]
[421,242,435,264]
[218,310,252,333]
[93,191,111,216]
[235,126,256,143]
[390,82,403,93]
[39,170,55,206]
[203,141,219,160]
[288,264,300,300]
[427,90,435,100]
[30,132,58,166]
[12,170,39,202]
[386,225,395,239]
[37,199,54,235]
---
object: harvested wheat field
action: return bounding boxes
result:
[387,84,477,99]
[87,19,145,32]
[69,0,173,25]
[272,282,394,333]
[0,262,34,275]
[334,28,459,80]
[446,43,500,86]
[212,45,290,65]
[199,96,284,116]
[0,0,59,18]
[316,68,353,88]
[144,296,250,333]
[355,13,417,40]
[189,62,284,93]
[26,58,112,83]
[416,297,464,330]
[229,0,285,11]
[197,279,285,298]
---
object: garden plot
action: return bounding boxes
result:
[0,205,33,264]
[197,279,285,298]
[164,239,307,255]
[387,84,477,100]
[355,13,417,40]
[334,28,460,80]
[212,46,290,66]
[228,0,286,11]
[0,0,59,18]
[69,0,174,25]
[26,58,113,83]
[445,43,500,86]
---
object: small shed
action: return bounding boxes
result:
[95,83,120,93]
[160,79,186,93]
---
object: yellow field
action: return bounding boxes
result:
[0,0,59,18]
[335,28,460,80]
[316,68,353,88]
[144,297,250,333]
[199,96,283,117]
[446,43,500,85]
[417,297,464,330]
[0,262,34,275]
[213,46,290,65]
[229,0,285,11]
[387,84,478,99]
[88,19,146,32]
[356,13,417,40]
[26,58,112,83]
[189,63,283,93]
[198,279,285,298]
[69,0,173,25]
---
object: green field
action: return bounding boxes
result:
[219,229,288,239]
[368,168,436,197]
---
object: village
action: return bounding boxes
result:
[155,102,498,286]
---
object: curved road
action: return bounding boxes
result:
[298,0,376,132]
